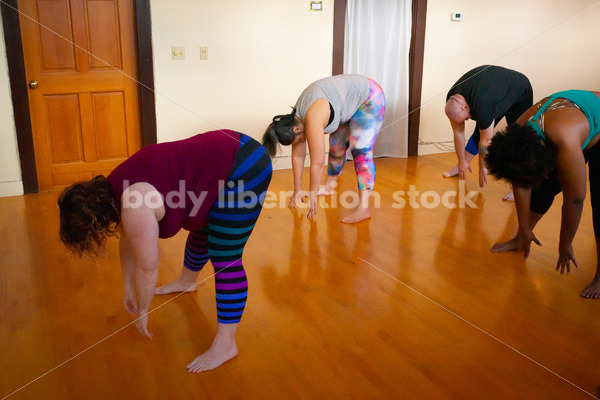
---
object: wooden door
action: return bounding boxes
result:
[18,0,141,190]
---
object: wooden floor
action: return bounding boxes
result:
[2,152,600,399]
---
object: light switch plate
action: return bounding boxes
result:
[172,46,185,60]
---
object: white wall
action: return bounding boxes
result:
[0,0,333,194]
[5,1,600,188]
[418,0,600,155]
[150,0,334,170]
[0,17,24,196]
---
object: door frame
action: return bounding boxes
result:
[332,0,427,157]
[1,0,157,194]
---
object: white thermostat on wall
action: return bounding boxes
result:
[310,1,323,11]
[451,12,463,21]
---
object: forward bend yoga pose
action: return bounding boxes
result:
[58,130,272,371]
[444,65,533,199]
[263,74,385,223]
[486,90,600,298]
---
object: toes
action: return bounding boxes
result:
[580,288,600,299]
[187,356,212,373]
[502,192,515,202]
[186,360,205,373]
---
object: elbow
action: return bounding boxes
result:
[565,196,585,209]
[573,197,585,208]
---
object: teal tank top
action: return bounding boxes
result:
[526,90,600,149]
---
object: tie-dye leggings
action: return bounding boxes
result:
[327,79,386,191]
[183,133,272,324]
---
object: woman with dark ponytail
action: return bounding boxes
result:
[58,129,272,372]
[262,108,298,158]
[263,74,385,223]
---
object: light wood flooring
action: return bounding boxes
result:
[1,152,600,399]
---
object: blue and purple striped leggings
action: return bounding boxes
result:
[183,133,272,324]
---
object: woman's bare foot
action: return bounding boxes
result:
[443,165,459,178]
[503,191,515,202]
[581,282,600,299]
[186,340,238,373]
[490,236,521,252]
[318,178,337,196]
[155,269,200,295]
[444,153,475,178]
[155,279,197,295]
[341,207,371,224]
[187,323,238,373]
[317,186,336,196]
[341,189,371,223]
[581,274,600,299]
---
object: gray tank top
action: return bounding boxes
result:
[295,75,370,133]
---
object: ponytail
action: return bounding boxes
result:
[262,124,279,158]
[261,108,298,158]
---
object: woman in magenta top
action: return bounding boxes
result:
[58,130,272,372]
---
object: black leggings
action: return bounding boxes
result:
[530,140,600,236]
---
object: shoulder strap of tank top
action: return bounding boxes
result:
[526,96,560,145]
[529,96,557,123]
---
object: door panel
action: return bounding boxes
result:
[87,0,122,69]
[19,0,141,190]
[37,0,76,71]
[92,91,128,160]
[46,94,83,163]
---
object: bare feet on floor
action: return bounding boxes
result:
[186,336,238,373]
[443,165,459,178]
[155,279,197,295]
[318,179,337,196]
[317,186,336,196]
[490,237,520,252]
[503,191,515,202]
[581,277,600,299]
[341,207,371,224]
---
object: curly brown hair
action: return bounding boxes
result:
[58,175,120,256]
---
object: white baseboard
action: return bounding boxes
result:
[270,155,311,171]
[270,152,354,171]
[0,181,24,197]
[417,144,453,156]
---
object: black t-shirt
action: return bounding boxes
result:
[446,65,531,130]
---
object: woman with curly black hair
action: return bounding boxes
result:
[486,90,600,298]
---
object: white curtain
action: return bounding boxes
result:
[344,0,412,158]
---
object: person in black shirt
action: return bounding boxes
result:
[443,65,533,192]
